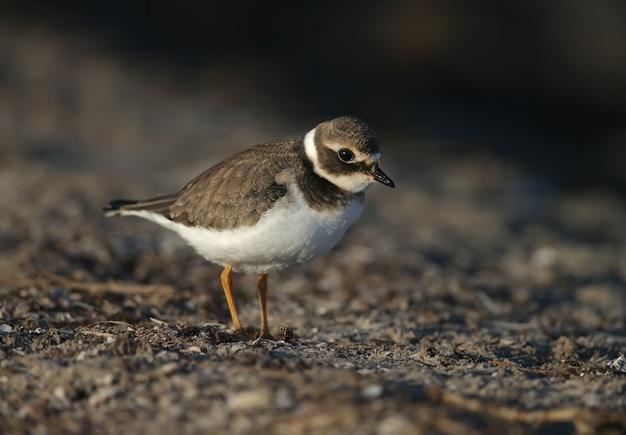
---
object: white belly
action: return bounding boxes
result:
[127,192,363,274]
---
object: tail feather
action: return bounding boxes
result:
[103,194,178,218]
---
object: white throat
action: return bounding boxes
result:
[303,128,374,194]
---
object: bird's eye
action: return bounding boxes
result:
[338,148,355,163]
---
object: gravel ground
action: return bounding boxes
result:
[1,24,626,435]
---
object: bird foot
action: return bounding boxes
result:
[252,330,275,344]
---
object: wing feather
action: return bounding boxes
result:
[169,139,298,229]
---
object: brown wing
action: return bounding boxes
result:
[168,139,299,229]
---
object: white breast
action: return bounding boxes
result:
[126,187,363,274]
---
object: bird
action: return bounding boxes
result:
[104,116,394,340]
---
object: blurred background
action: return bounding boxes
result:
[1,0,625,192]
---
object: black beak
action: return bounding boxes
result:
[373,166,395,187]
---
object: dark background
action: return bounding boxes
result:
[4,0,626,191]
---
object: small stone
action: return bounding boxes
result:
[531,246,557,268]
[361,384,384,400]
[0,324,12,333]
[607,354,626,374]
[227,388,271,410]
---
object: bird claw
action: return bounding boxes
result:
[252,333,275,344]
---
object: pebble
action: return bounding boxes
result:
[227,388,271,411]
[361,384,384,400]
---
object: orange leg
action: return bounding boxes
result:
[256,273,273,339]
[220,265,243,332]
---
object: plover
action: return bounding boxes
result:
[104,116,394,339]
